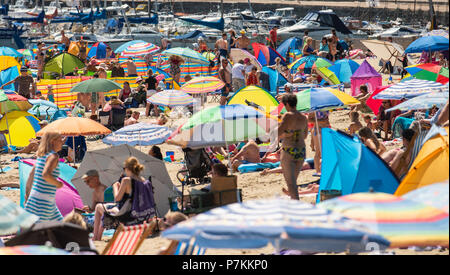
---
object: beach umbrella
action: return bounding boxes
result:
[329,59,360,83]
[0,89,32,114]
[317,129,399,203]
[316,67,341,85]
[162,198,390,253]
[102,122,172,146]
[402,181,449,214]
[0,193,38,235]
[202,51,216,61]
[0,46,22,57]
[70,78,122,94]
[5,221,91,249]
[423,29,449,39]
[365,86,391,116]
[395,126,449,196]
[147,89,194,107]
[288,55,333,73]
[360,40,406,68]
[121,42,160,57]
[385,92,449,112]
[43,52,85,76]
[405,63,449,84]
[318,192,449,248]
[227,85,279,114]
[229,48,262,70]
[71,144,178,216]
[17,49,33,58]
[180,76,225,94]
[404,35,449,54]
[36,117,111,137]
[28,99,59,118]
[0,245,71,255]
[87,42,108,60]
[114,40,148,54]
[373,79,447,100]
[161,47,209,65]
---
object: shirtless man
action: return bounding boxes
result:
[36,41,57,80]
[59,30,71,52]
[236,30,250,51]
[278,94,308,200]
[218,58,232,106]
[81,170,107,213]
[230,140,261,172]
[215,33,229,58]
[382,128,415,177]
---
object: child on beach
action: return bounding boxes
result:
[364,115,375,131]
[348,111,363,135]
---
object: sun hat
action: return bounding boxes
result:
[240,29,246,34]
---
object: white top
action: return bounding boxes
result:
[244,64,253,74]
[232,63,246,80]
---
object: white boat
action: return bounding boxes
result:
[369,26,424,38]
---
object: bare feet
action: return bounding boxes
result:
[260,168,270,176]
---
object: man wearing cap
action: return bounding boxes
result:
[81,170,107,213]
[0,67,36,99]
[236,30,250,51]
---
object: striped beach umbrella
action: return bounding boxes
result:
[385,92,449,112]
[102,122,172,146]
[289,55,333,73]
[0,193,38,235]
[162,47,209,65]
[121,42,160,57]
[318,192,449,248]
[162,198,390,253]
[402,181,449,214]
[114,40,147,54]
[147,89,194,107]
[180,76,225,94]
[373,79,447,100]
[405,63,449,84]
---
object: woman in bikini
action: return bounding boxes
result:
[278,94,308,200]
[308,111,330,176]
[359,127,387,156]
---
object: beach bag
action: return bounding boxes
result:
[130,179,157,223]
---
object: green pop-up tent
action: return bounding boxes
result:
[43,52,85,77]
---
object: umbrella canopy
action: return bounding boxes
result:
[404,35,449,54]
[70,78,122,94]
[36,117,111,137]
[227,85,279,114]
[87,42,108,60]
[28,99,59,118]
[318,192,449,248]
[316,67,341,85]
[405,63,449,84]
[5,221,91,249]
[17,49,33,57]
[317,129,399,203]
[181,76,225,94]
[229,48,262,71]
[162,198,390,253]
[366,86,391,116]
[114,40,147,54]
[102,122,172,146]
[121,42,160,57]
[0,46,22,57]
[395,127,449,196]
[386,92,448,112]
[43,52,85,76]
[289,55,333,73]
[0,245,71,255]
[252,43,287,67]
[0,89,32,114]
[71,144,178,216]
[202,51,216,61]
[373,79,447,100]
[0,193,38,235]
[329,59,360,83]
[360,40,406,68]
[162,47,209,65]
[147,89,194,107]
[402,181,449,214]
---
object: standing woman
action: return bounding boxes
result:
[228,29,237,57]
[168,55,184,84]
[25,131,66,222]
[308,111,331,176]
[278,94,309,200]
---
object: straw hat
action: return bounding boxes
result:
[240,29,246,35]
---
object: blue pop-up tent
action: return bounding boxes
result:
[262,66,288,94]
[317,128,399,203]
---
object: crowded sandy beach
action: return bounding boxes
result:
[0,1,449,257]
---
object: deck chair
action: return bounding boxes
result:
[109,108,126,131]
[160,238,206,255]
[101,223,155,255]
[209,91,221,103]
[394,130,428,179]
[98,110,110,127]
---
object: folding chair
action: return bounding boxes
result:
[101,223,155,255]
[394,130,428,179]
[98,110,110,127]
[160,238,206,255]
[209,91,221,103]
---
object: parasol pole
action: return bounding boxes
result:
[5,114,12,146]
[314,110,322,170]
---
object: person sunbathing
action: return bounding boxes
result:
[382,128,415,178]
[230,140,261,172]
[359,127,386,156]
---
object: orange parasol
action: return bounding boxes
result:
[36,117,111,137]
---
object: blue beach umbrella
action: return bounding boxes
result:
[385,92,449,112]
[28,99,59,118]
[404,35,449,54]
[373,79,447,100]
[162,198,391,253]
[102,122,172,146]
[0,46,22,57]
[329,59,360,83]
[0,193,38,235]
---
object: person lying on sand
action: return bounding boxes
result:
[230,140,261,172]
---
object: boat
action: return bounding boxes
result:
[369,26,424,38]
[277,9,353,40]
[266,7,297,28]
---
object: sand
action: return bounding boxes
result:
[1,78,448,255]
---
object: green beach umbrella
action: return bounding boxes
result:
[162,47,209,65]
[70,78,122,94]
[405,63,449,84]
[44,52,85,76]
[316,67,341,85]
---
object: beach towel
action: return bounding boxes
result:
[238,162,280,173]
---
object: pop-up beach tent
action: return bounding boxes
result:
[0,111,39,147]
[317,128,399,203]
[350,60,382,96]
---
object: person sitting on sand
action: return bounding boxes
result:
[80,170,107,213]
[351,85,372,113]
[348,111,363,135]
[382,128,415,178]
[124,111,140,126]
[359,126,386,156]
[364,115,375,131]
[230,140,261,172]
